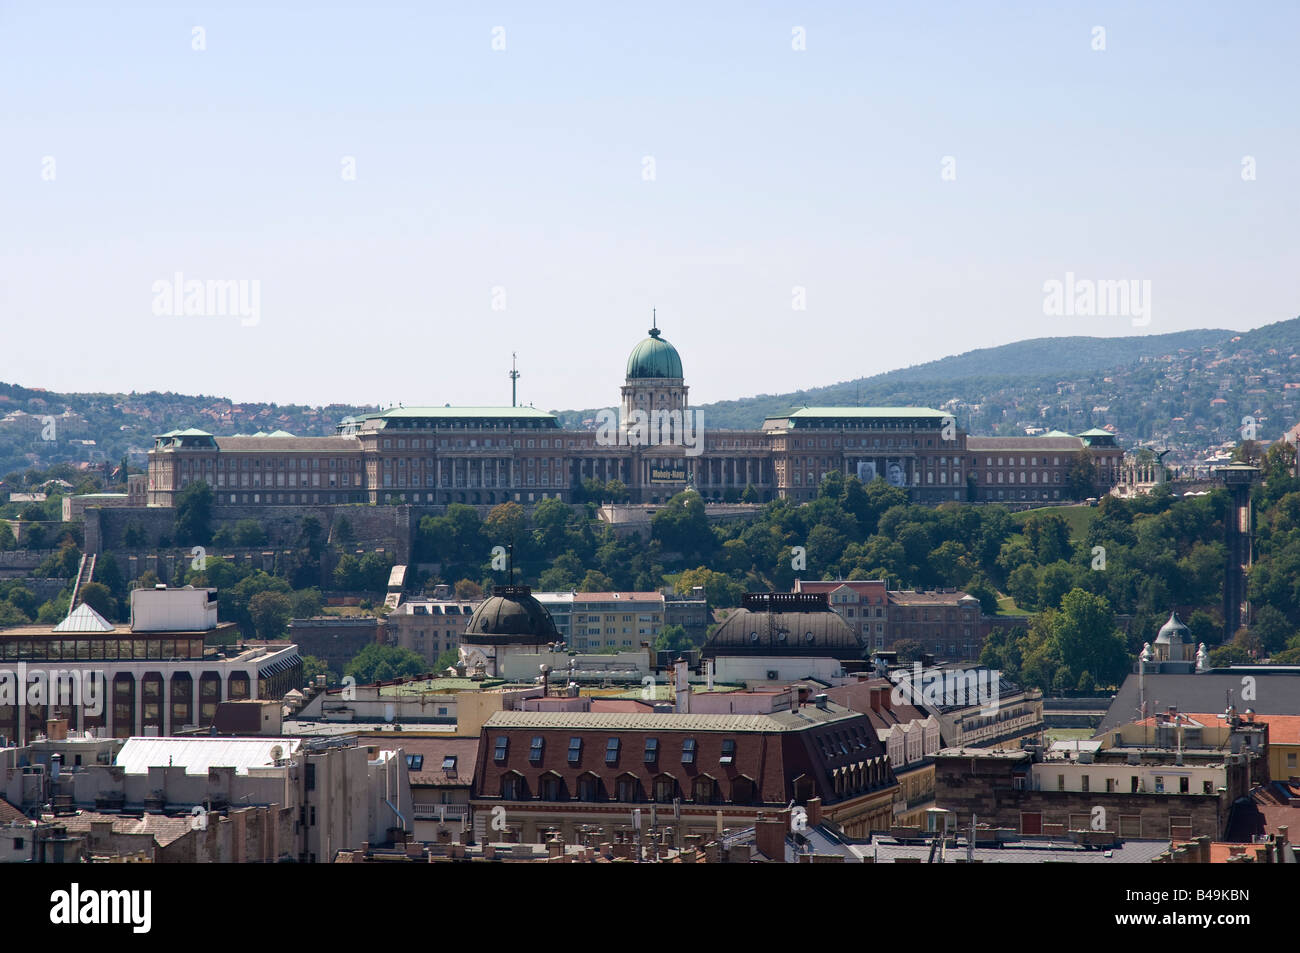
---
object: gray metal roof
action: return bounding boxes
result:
[1101,670,1300,731]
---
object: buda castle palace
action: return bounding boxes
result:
[147,322,1122,509]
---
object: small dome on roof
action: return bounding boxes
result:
[465,586,559,645]
[1155,611,1191,644]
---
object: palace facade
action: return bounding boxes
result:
[146,324,1122,508]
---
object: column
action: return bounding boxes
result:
[132,674,143,737]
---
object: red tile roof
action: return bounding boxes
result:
[0,798,27,825]
[1135,712,1300,745]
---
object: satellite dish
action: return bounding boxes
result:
[269,745,284,761]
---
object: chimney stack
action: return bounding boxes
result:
[806,797,823,827]
[755,814,787,863]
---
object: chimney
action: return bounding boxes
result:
[755,815,787,863]
[46,719,69,741]
[674,658,690,714]
[868,688,881,713]
[706,658,714,692]
[806,796,823,827]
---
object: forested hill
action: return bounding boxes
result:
[555,318,1300,456]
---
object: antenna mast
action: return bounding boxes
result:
[510,353,520,408]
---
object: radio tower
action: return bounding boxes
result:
[510,352,520,407]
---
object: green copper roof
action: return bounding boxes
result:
[769,407,949,420]
[626,327,683,380]
[375,406,555,419]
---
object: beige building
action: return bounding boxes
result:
[144,325,1123,509]
[569,592,664,651]
[385,598,480,666]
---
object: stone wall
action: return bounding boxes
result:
[86,504,420,560]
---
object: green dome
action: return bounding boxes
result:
[626,327,683,379]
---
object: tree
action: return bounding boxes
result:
[249,591,293,640]
[652,491,714,561]
[301,655,334,686]
[78,582,116,621]
[1006,564,1039,611]
[22,524,47,550]
[93,553,126,602]
[1021,512,1072,564]
[122,521,146,548]
[174,480,214,546]
[1052,589,1129,688]
[485,502,527,544]
[290,588,323,619]
[0,602,30,626]
[344,643,429,684]
[232,518,268,547]
[538,566,577,591]
[653,623,691,654]
[454,578,484,600]
[1037,562,1077,611]
[577,570,615,592]
[893,639,924,664]
[1208,644,1251,667]
[1065,450,1096,499]
[1250,605,1295,655]
[37,544,81,579]
[36,592,71,624]
[4,585,38,619]
[0,521,15,550]
[963,576,1000,616]
[741,483,760,504]
[675,567,744,608]
[332,554,361,589]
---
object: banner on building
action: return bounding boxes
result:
[649,467,688,484]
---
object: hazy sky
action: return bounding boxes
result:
[2,1,1297,414]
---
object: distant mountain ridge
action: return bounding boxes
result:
[555,321,1294,433]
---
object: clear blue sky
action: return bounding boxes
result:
[2,1,1297,412]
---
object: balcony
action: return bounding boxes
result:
[412,802,469,822]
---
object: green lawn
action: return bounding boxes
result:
[996,595,1032,616]
[1011,503,1098,542]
